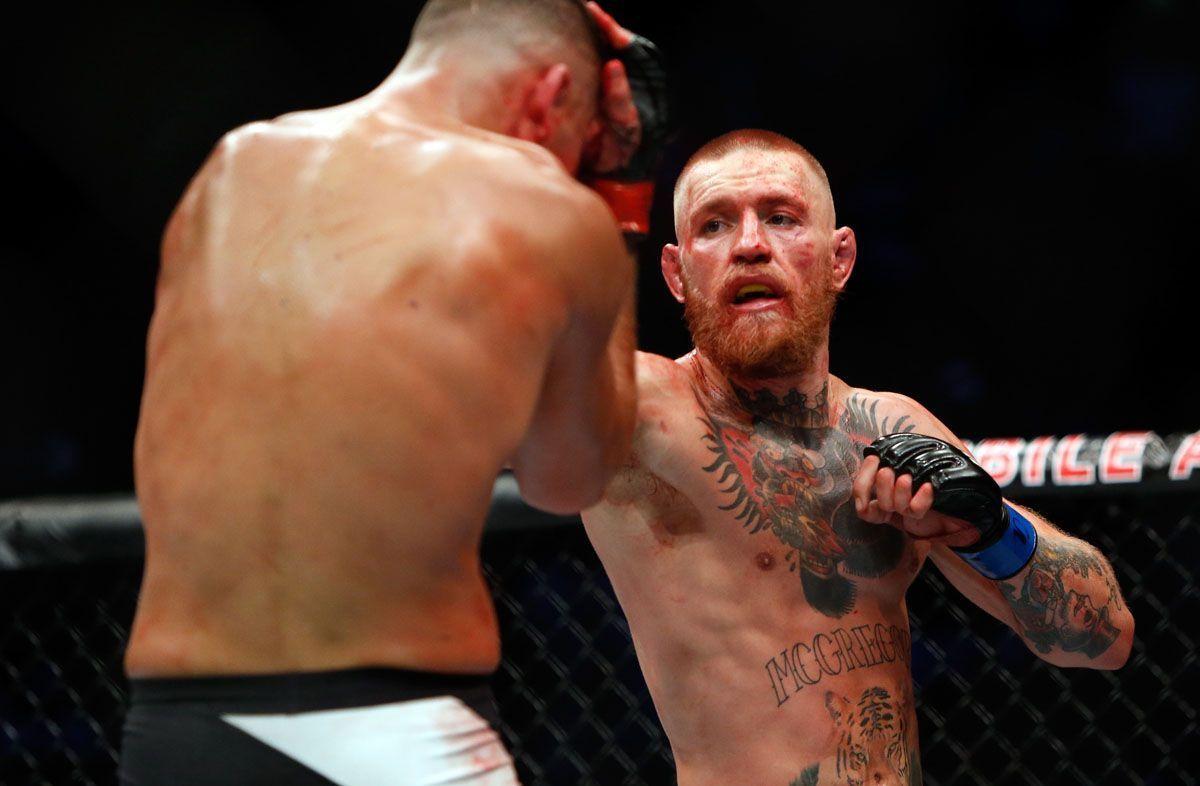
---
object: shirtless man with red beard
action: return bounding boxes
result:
[580,130,1134,786]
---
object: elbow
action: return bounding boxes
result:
[1074,633,1133,671]
[509,401,633,516]
[523,412,633,516]
[1098,611,1136,670]
[1033,609,1135,671]
[521,484,605,517]
[602,413,636,485]
[511,465,607,516]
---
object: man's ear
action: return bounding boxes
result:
[831,226,857,292]
[512,64,571,144]
[661,243,686,303]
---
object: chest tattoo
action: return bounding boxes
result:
[699,384,915,617]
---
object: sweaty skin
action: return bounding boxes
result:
[585,357,928,786]
[129,99,632,678]
[582,139,1132,785]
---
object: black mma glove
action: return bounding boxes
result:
[586,28,671,249]
[864,433,1038,579]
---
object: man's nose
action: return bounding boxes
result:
[731,214,770,265]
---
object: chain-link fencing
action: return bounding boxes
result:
[1,484,1196,784]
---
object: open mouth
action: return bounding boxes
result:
[732,283,782,306]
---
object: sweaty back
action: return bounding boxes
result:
[131,106,588,676]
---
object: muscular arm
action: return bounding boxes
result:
[928,508,1133,670]
[864,395,1134,669]
[511,193,637,514]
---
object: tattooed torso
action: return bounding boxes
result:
[583,353,931,786]
[701,381,916,618]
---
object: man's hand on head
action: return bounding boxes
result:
[582,2,670,244]
[584,3,640,173]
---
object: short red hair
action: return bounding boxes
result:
[672,129,834,232]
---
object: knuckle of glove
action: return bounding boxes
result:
[864,433,927,462]
[610,35,670,181]
[865,433,1003,538]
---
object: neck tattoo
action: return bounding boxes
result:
[731,381,831,430]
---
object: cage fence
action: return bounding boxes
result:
[1,431,1197,785]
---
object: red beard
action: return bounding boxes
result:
[684,264,838,379]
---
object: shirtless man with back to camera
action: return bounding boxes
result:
[582,129,1134,785]
[121,2,666,784]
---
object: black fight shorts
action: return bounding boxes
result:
[119,668,521,785]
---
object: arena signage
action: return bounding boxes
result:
[964,431,1200,495]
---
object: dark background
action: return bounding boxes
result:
[2,0,1197,499]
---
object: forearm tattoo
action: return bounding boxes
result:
[999,535,1124,658]
[699,385,914,617]
[788,685,922,785]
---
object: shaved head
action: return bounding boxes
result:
[673,130,834,235]
[411,0,603,100]
[662,130,853,380]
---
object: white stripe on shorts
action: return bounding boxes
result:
[222,695,521,786]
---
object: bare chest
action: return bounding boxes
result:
[629,390,922,619]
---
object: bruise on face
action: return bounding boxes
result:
[670,149,841,380]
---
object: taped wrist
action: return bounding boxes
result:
[951,503,1039,580]
[588,179,655,240]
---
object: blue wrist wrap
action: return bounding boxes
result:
[955,504,1038,580]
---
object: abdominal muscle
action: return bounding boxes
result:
[620,563,917,784]
[586,459,922,785]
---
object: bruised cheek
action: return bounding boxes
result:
[784,239,824,272]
